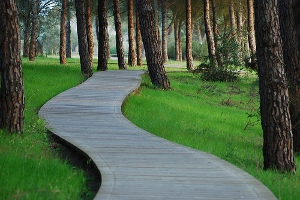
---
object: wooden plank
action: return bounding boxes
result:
[39,70,276,200]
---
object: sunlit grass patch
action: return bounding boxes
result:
[0,57,89,199]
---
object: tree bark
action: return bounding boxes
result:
[186,0,193,70]
[0,0,25,133]
[255,0,296,172]
[137,0,170,89]
[23,10,31,57]
[128,0,137,66]
[162,1,169,63]
[66,0,72,58]
[75,0,93,77]
[203,0,217,67]
[66,19,72,58]
[60,0,67,64]
[113,0,127,70]
[197,23,203,44]
[212,0,221,67]
[29,0,38,61]
[229,1,237,37]
[247,0,256,56]
[174,20,180,61]
[279,0,300,152]
[135,8,143,66]
[86,0,94,64]
[293,0,300,53]
[97,0,109,71]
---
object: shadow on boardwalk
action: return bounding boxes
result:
[39,70,276,200]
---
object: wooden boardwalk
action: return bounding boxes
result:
[39,70,276,200]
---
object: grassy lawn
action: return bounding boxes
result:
[0,57,90,199]
[122,72,300,200]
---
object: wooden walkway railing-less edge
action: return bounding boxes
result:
[39,70,276,200]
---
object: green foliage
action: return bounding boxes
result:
[123,72,300,200]
[200,29,249,82]
[216,31,243,67]
[0,57,90,199]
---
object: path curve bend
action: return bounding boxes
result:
[39,70,276,200]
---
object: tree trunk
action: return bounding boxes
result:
[197,23,203,44]
[23,11,31,57]
[29,0,38,61]
[229,1,237,37]
[293,1,300,53]
[137,0,170,89]
[162,1,168,63]
[75,0,93,77]
[136,8,143,66]
[66,0,72,58]
[203,0,217,67]
[212,0,221,67]
[174,20,180,61]
[66,19,72,58]
[0,0,25,133]
[255,0,296,172]
[113,0,127,70]
[128,0,137,66]
[97,0,109,71]
[247,0,256,56]
[178,22,183,61]
[86,0,94,64]
[153,0,161,44]
[279,0,300,153]
[186,0,193,70]
[60,0,67,64]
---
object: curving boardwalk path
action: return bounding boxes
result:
[39,70,276,200]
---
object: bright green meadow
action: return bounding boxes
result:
[122,72,300,200]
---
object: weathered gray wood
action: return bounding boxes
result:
[39,70,276,200]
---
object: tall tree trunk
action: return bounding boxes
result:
[255,0,296,172]
[86,0,94,65]
[197,23,203,44]
[293,1,300,53]
[66,19,72,58]
[136,0,170,89]
[0,0,25,133]
[279,0,300,152]
[247,0,256,56]
[29,0,38,61]
[128,0,137,66]
[23,11,31,57]
[75,0,93,77]
[136,8,143,66]
[60,0,67,64]
[203,0,217,67]
[174,20,180,61]
[186,0,193,70]
[113,0,127,69]
[161,1,168,63]
[153,0,161,44]
[97,0,109,71]
[212,0,221,67]
[178,22,183,61]
[229,1,237,37]
[237,2,243,41]
[66,0,72,58]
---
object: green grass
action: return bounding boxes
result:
[123,72,300,200]
[0,57,90,199]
